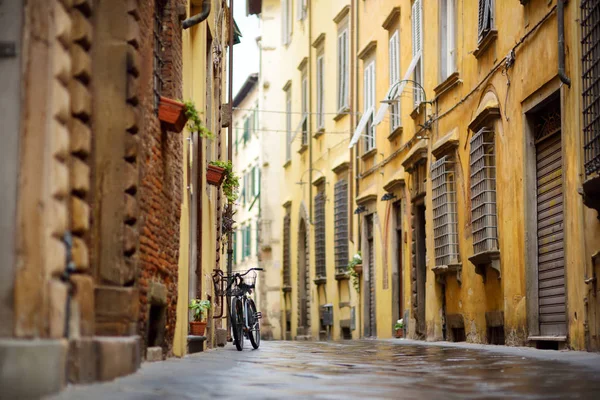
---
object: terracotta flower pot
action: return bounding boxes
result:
[190,321,207,336]
[353,264,363,275]
[158,96,188,133]
[395,328,404,338]
[206,164,226,186]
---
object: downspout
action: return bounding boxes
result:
[182,0,211,30]
[349,0,355,244]
[227,0,234,278]
[558,0,571,87]
[309,0,313,225]
[354,0,362,340]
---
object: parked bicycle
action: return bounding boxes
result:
[213,268,263,351]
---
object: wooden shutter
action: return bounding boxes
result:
[478,0,492,42]
[536,131,566,336]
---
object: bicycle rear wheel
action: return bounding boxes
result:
[230,297,244,351]
[247,299,260,349]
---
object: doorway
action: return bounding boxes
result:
[414,202,427,337]
[365,214,376,337]
[392,201,403,332]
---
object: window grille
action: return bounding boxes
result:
[315,187,327,278]
[431,156,459,266]
[470,128,498,255]
[283,211,291,286]
[582,0,600,177]
[337,29,349,111]
[477,0,494,43]
[334,179,349,274]
[153,0,165,112]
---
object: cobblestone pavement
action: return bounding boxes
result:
[49,340,600,399]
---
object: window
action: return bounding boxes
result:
[253,166,260,196]
[582,0,600,177]
[285,88,292,162]
[470,128,498,255]
[282,0,292,45]
[243,116,250,145]
[235,123,239,154]
[296,0,306,21]
[283,207,291,286]
[363,61,376,152]
[316,53,325,130]
[440,0,456,82]
[301,69,308,145]
[244,224,252,258]
[431,156,459,266]
[153,0,165,112]
[315,184,326,278]
[254,103,259,135]
[334,178,349,275]
[478,0,494,44]
[388,31,401,131]
[411,0,424,105]
[337,28,349,112]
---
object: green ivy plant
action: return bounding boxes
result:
[189,299,211,322]
[209,160,240,203]
[183,100,214,139]
[348,252,362,293]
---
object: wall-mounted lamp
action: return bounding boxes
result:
[354,205,367,215]
[381,193,397,201]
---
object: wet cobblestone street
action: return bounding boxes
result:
[49,340,600,399]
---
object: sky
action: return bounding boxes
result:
[232,0,260,98]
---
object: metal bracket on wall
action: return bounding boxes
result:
[0,42,16,58]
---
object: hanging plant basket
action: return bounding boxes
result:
[158,96,188,133]
[189,321,207,336]
[206,164,226,186]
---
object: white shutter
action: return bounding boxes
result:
[281,0,286,45]
[412,0,422,57]
[337,33,343,111]
[317,55,324,129]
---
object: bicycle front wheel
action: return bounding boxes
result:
[230,297,244,351]
[247,299,260,349]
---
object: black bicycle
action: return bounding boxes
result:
[214,268,263,351]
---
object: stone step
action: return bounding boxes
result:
[187,335,207,354]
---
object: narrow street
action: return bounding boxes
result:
[49,340,600,400]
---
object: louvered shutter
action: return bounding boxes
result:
[412,0,422,57]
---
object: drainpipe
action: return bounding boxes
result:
[309,0,313,225]
[182,0,211,30]
[557,0,571,87]
[226,0,234,342]
[349,0,355,244]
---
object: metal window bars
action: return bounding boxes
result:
[283,213,291,287]
[582,0,600,177]
[315,189,327,278]
[470,128,498,255]
[431,156,460,267]
[334,179,349,275]
[153,0,165,112]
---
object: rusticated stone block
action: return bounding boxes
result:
[125,105,140,133]
[126,14,140,49]
[126,74,138,105]
[48,198,68,238]
[47,237,67,278]
[125,133,139,161]
[72,0,93,16]
[53,44,71,85]
[52,120,70,162]
[124,224,137,255]
[94,337,140,381]
[69,118,91,156]
[70,157,90,195]
[124,193,138,224]
[71,196,90,234]
[49,280,68,339]
[126,0,140,20]
[95,286,139,323]
[49,160,69,200]
[72,236,89,271]
[70,274,95,336]
[71,9,93,48]
[55,2,72,47]
[124,162,138,193]
[69,80,91,118]
[126,45,140,77]
[53,81,71,124]
[71,44,91,82]
[68,338,97,383]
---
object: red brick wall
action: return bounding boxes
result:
[137,0,185,357]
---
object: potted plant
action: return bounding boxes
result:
[207,160,240,202]
[394,319,404,338]
[188,299,211,336]
[348,252,362,293]
[158,97,188,133]
[183,100,214,139]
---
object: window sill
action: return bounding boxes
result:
[283,159,292,169]
[468,250,501,281]
[314,276,327,285]
[432,262,462,285]
[361,147,377,160]
[313,128,325,139]
[335,269,350,281]
[434,72,461,97]
[297,144,308,154]
[388,126,403,141]
[581,175,600,217]
[333,108,350,121]
[473,30,498,59]
[410,102,426,120]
